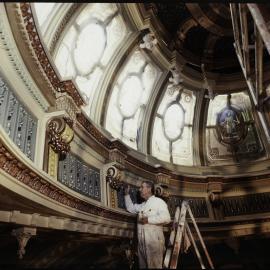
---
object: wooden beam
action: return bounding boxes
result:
[230,4,243,60]
[254,22,264,99]
[234,42,270,143]
[247,4,270,55]
[239,4,250,76]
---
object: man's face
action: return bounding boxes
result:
[139,182,151,200]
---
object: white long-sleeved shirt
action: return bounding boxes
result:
[124,194,171,225]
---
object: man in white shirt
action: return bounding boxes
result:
[124,181,171,269]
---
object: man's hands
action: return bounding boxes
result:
[138,216,148,224]
[124,184,130,195]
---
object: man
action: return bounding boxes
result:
[124,181,171,269]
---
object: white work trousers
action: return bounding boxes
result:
[137,223,165,268]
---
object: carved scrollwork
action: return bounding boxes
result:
[155,184,170,199]
[47,117,74,160]
[140,32,158,51]
[106,165,123,190]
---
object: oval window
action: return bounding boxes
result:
[74,23,106,75]
[163,103,184,140]
[118,76,143,118]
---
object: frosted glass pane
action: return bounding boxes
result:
[55,44,76,78]
[142,63,158,94]
[163,104,184,140]
[118,76,143,117]
[75,67,102,104]
[34,3,57,28]
[157,85,179,115]
[122,109,141,149]
[106,86,123,138]
[74,24,106,75]
[172,127,193,165]
[75,3,117,26]
[152,118,170,162]
[180,91,196,125]
[101,15,128,66]
[62,26,77,50]
[206,128,232,164]
[118,50,146,84]
[54,26,77,78]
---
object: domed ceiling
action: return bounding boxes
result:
[145,2,270,74]
[32,3,270,170]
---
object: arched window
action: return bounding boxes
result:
[206,92,264,164]
[152,85,196,165]
[105,48,162,150]
[53,3,131,115]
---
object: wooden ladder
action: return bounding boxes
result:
[163,201,214,269]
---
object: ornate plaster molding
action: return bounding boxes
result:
[11,227,36,259]
[55,92,81,122]
[2,210,133,239]
[47,117,74,159]
[6,3,85,108]
[0,138,133,223]
[0,5,49,112]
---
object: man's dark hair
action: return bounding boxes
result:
[142,180,155,194]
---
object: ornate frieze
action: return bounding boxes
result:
[0,76,37,161]
[18,3,85,107]
[167,196,209,218]
[58,152,101,201]
[0,138,133,222]
[222,192,270,217]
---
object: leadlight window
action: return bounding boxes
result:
[206,92,264,164]
[105,48,162,150]
[54,3,130,115]
[33,3,62,34]
[151,86,196,165]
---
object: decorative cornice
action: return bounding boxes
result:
[0,7,49,112]
[1,210,133,238]
[17,3,85,107]
[76,113,111,148]
[76,111,270,184]
[0,138,133,223]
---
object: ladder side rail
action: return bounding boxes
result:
[185,222,206,269]
[163,206,181,268]
[169,201,188,269]
[187,206,215,269]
